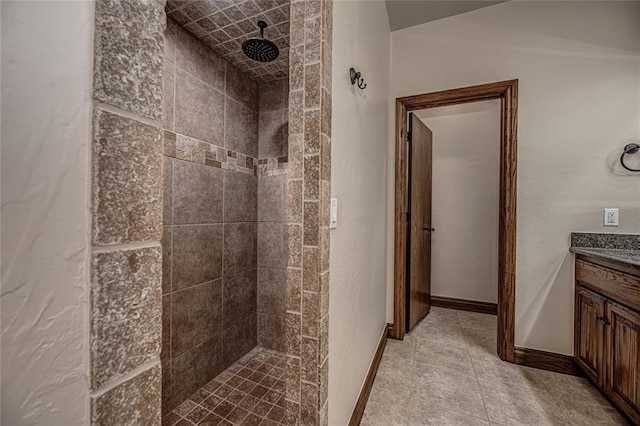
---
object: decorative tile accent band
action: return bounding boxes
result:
[164,130,288,176]
[571,232,640,251]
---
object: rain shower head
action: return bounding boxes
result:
[242,21,279,63]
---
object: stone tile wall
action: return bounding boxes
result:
[285,0,332,424]
[257,80,290,352]
[90,0,166,424]
[161,19,260,414]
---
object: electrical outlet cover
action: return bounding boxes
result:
[604,208,619,226]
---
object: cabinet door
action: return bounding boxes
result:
[575,286,607,386]
[606,302,640,423]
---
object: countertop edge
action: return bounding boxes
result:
[570,247,640,268]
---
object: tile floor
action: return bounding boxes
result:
[162,347,286,426]
[362,307,629,426]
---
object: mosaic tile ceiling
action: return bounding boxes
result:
[166,0,291,83]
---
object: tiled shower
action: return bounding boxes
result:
[160,3,290,422]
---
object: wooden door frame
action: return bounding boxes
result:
[391,79,519,363]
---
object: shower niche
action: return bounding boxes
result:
[161,1,291,423]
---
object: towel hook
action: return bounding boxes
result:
[350,68,367,90]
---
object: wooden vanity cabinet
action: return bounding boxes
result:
[575,256,640,425]
[575,286,607,386]
[606,302,640,422]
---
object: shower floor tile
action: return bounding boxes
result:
[164,347,286,426]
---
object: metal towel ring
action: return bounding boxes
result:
[620,143,640,172]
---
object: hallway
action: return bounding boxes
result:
[362,307,628,425]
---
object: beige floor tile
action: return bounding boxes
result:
[414,350,476,380]
[383,336,416,362]
[409,374,487,420]
[363,380,411,425]
[472,356,544,390]
[560,405,629,425]
[362,411,408,426]
[412,322,467,342]
[363,307,626,426]
[419,306,461,326]
[536,369,611,407]
[479,378,570,425]
[457,311,497,330]
[377,353,414,376]
[407,403,490,426]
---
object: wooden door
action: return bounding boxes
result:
[406,114,433,331]
[575,286,607,386]
[606,302,640,423]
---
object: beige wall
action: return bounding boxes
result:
[388,1,640,355]
[330,0,391,424]
[1,1,94,424]
[415,100,501,304]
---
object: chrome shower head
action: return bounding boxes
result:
[242,21,279,63]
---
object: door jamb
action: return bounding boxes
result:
[391,80,518,363]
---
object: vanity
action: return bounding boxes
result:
[571,233,640,425]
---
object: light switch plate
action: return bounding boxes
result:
[604,208,619,226]
[330,198,338,229]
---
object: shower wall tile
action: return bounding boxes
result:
[172,159,223,224]
[165,17,177,64]
[162,359,172,414]
[223,314,257,366]
[162,20,262,414]
[171,336,225,407]
[166,0,291,83]
[92,108,162,245]
[163,60,175,131]
[171,224,223,291]
[160,17,294,415]
[258,268,286,316]
[287,179,303,223]
[259,110,286,158]
[93,0,164,120]
[304,154,320,200]
[258,313,285,352]
[91,363,161,426]
[90,1,166,423]
[255,78,289,357]
[90,246,162,389]
[171,279,223,356]
[258,175,285,222]
[259,80,287,112]
[163,156,173,224]
[225,98,258,157]
[175,68,225,145]
[162,226,172,294]
[286,0,332,423]
[162,295,171,363]
[223,222,258,275]
[175,25,226,91]
[223,170,258,223]
[258,222,286,269]
[223,268,258,327]
[227,65,259,110]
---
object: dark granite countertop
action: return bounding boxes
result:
[570,232,640,268]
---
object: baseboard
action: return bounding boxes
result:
[430,296,498,315]
[513,347,583,376]
[348,324,389,426]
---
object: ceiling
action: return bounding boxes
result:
[166,0,290,83]
[385,0,507,31]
